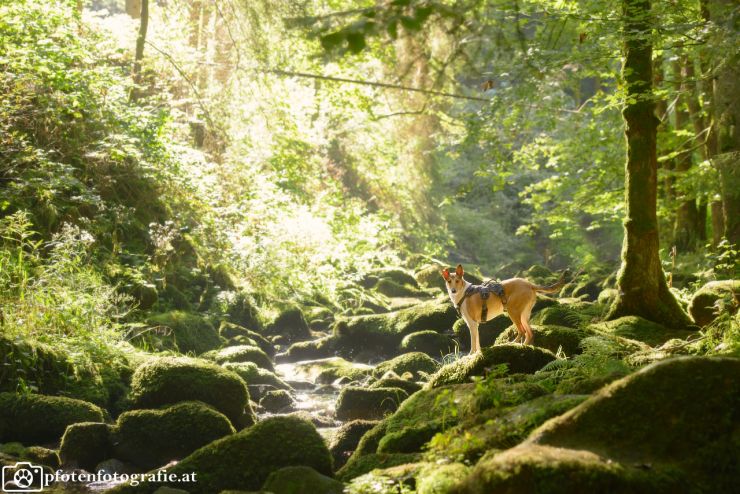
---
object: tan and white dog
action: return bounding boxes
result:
[442,264,566,353]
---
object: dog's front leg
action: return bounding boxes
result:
[464,317,481,354]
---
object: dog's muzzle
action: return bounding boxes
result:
[451,289,457,294]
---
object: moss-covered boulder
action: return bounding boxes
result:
[111,416,332,494]
[426,345,556,388]
[375,279,425,298]
[371,267,419,288]
[203,345,273,371]
[0,392,104,444]
[416,462,471,494]
[294,357,372,384]
[496,325,594,356]
[259,390,295,413]
[0,335,73,397]
[329,420,379,469]
[688,280,739,326]
[129,357,253,429]
[370,377,422,396]
[59,422,112,471]
[335,387,409,421]
[461,357,740,494]
[222,362,291,392]
[113,402,235,470]
[400,330,456,356]
[415,263,446,291]
[597,288,618,306]
[571,280,601,301]
[261,466,344,494]
[132,311,223,355]
[279,335,337,363]
[373,352,439,380]
[220,322,275,356]
[589,316,695,346]
[333,299,457,357]
[0,442,60,469]
[337,453,422,482]
[264,307,311,341]
[531,305,585,329]
[213,290,262,331]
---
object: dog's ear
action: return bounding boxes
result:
[441,268,450,281]
[455,264,464,277]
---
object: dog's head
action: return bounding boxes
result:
[441,264,465,295]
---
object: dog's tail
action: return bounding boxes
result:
[532,269,569,294]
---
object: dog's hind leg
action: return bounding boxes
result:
[508,309,525,344]
[520,302,535,345]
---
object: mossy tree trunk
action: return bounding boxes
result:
[130,0,149,102]
[608,0,692,328]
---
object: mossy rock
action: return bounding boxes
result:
[0,334,74,396]
[370,377,422,396]
[264,307,310,342]
[589,316,695,347]
[416,462,471,494]
[59,422,112,471]
[337,452,422,482]
[259,390,295,413]
[111,416,332,494]
[294,357,372,384]
[279,335,337,363]
[129,357,253,429]
[220,322,274,356]
[415,263,446,291]
[597,288,618,306]
[426,345,556,388]
[400,330,456,356]
[571,280,601,301]
[335,387,409,421]
[531,305,585,329]
[0,442,60,469]
[112,401,235,470]
[329,420,379,470]
[214,290,262,331]
[262,466,343,494]
[372,352,439,380]
[0,392,104,444]
[333,299,457,357]
[688,280,739,326]
[376,421,442,454]
[133,311,223,355]
[375,279,425,298]
[370,268,419,288]
[126,281,159,310]
[457,444,675,494]
[222,362,291,392]
[453,315,512,351]
[203,345,273,371]
[524,264,556,284]
[525,357,740,493]
[496,325,594,356]
[161,284,192,311]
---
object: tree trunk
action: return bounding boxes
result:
[672,56,701,251]
[130,0,149,102]
[607,0,692,328]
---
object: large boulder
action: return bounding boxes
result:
[496,325,594,356]
[112,402,235,470]
[372,352,439,380]
[264,307,311,342]
[129,357,253,429]
[329,420,379,469]
[457,356,740,493]
[222,362,292,393]
[261,466,344,494]
[688,280,739,326]
[279,335,337,363]
[203,345,273,371]
[426,345,556,388]
[133,311,223,355]
[59,422,111,471]
[212,290,262,331]
[0,392,104,444]
[294,357,372,384]
[588,316,696,347]
[335,387,409,421]
[259,390,295,413]
[333,299,457,357]
[531,305,584,328]
[370,267,419,288]
[110,416,332,494]
[219,321,274,356]
[370,376,422,396]
[337,453,422,482]
[400,330,456,356]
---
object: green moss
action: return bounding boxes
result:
[0,334,73,396]
[0,442,60,469]
[133,311,223,355]
[495,325,594,356]
[416,462,470,494]
[220,322,274,356]
[415,264,446,291]
[129,357,253,429]
[371,268,419,288]
[531,305,586,329]
[335,387,409,421]
[259,390,295,413]
[262,466,344,494]
[281,335,338,362]
[524,265,556,284]
[375,279,426,298]
[295,357,372,384]
[214,290,263,331]
[377,422,441,454]
[222,362,291,391]
[329,420,379,469]
[112,401,235,470]
[203,345,273,371]
[571,280,601,301]
[589,316,695,346]
[426,345,556,388]
[333,299,457,356]
[161,284,192,311]
[111,416,332,494]
[370,377,422,395]
[597,288,618,306]
[59,422,111,471]
[400,330,456,356]
[264,307,310,341]
[373,352,440,380]
[337,453,422,482]
[688,280,739,326]
[0,392,104,444]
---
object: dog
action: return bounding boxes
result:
[442,264,566,353]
